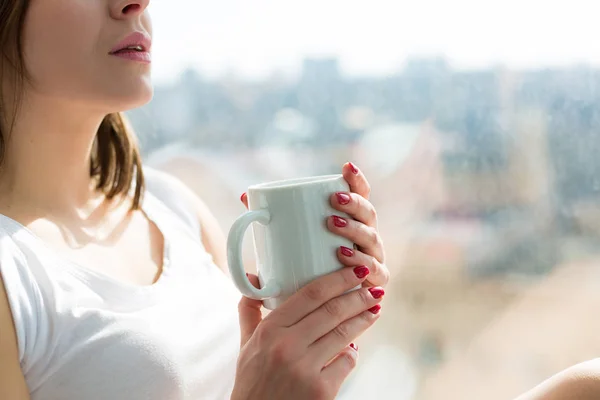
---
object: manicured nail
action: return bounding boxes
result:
[333,216,348,228]
[350,343,359,351]
[349,162,359,175]
[354,266,370,279]
[368,287,385,299]
[368,304,382,314]
[340,246,354,257]
[336,192,351,205]
[240,192,247,203]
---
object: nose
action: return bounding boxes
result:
[110,0,150,19]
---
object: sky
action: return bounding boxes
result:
[148,0,599,84]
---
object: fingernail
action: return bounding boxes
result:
[350,343,359,351]
[368,287,385,299]
[368,304,382,314]
[354,266,370,279]
[336,192,351,205]
[340,246,354,257]
[333,216,348,228]
[240,192,247,203]
[349,162,359,175]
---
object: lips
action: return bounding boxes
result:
[113,46,143,54]
[110,31,151,54]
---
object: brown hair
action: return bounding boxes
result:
[0,0,145,209]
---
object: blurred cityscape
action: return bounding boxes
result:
[129,57,600,399]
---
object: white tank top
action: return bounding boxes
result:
[0,167,241,400]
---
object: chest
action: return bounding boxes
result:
[32,283,241,400]
[25,239,242,400]
[30,209,165,286]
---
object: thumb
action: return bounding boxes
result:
[238,273,263,347]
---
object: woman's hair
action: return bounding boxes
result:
[0,0,145,209]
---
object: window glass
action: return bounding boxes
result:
[129,2,599,398]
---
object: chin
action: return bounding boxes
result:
[105,78,154,112]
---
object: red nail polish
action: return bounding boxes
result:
[240,192,247,203]
[350,343,358,351]
[368,304,382,314]
[336,192,351,205]
[368,287,385,299]
[340,246,354,257]
[333,216,348,228]
[354,266,370,279]
[349,162,359,175]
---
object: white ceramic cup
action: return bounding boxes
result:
[227,174,355,310]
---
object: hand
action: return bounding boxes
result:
[240,162,389,288]
[329,162,389,288]
[233,268,384,400]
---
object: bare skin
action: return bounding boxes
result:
[515,360,600,400]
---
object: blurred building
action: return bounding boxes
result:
[129,58,600,400]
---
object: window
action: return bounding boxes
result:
[130,2,599,399]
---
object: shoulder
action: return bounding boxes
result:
[0,249,30,397]
[143,166,193,196]
[142,166,204,233]
[0,228,46,315]
[517,360,600,400]
[143,166,201,211]
[142,166,216,227]
[0,227,52,396]
[0,229,33,284]
[141,166,229,272]
[0,228,44,365]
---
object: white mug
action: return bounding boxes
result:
[227,174,355,309]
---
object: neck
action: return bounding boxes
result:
[0,92,108,213]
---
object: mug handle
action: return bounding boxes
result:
[227,209,281,300]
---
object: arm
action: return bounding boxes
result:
[516,360,600,400]
[0,272,31,400]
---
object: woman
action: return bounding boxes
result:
[1,2,596,400]
[0,1,390,399]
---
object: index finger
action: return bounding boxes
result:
[343,162,371,200]
[267,265,370,327]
